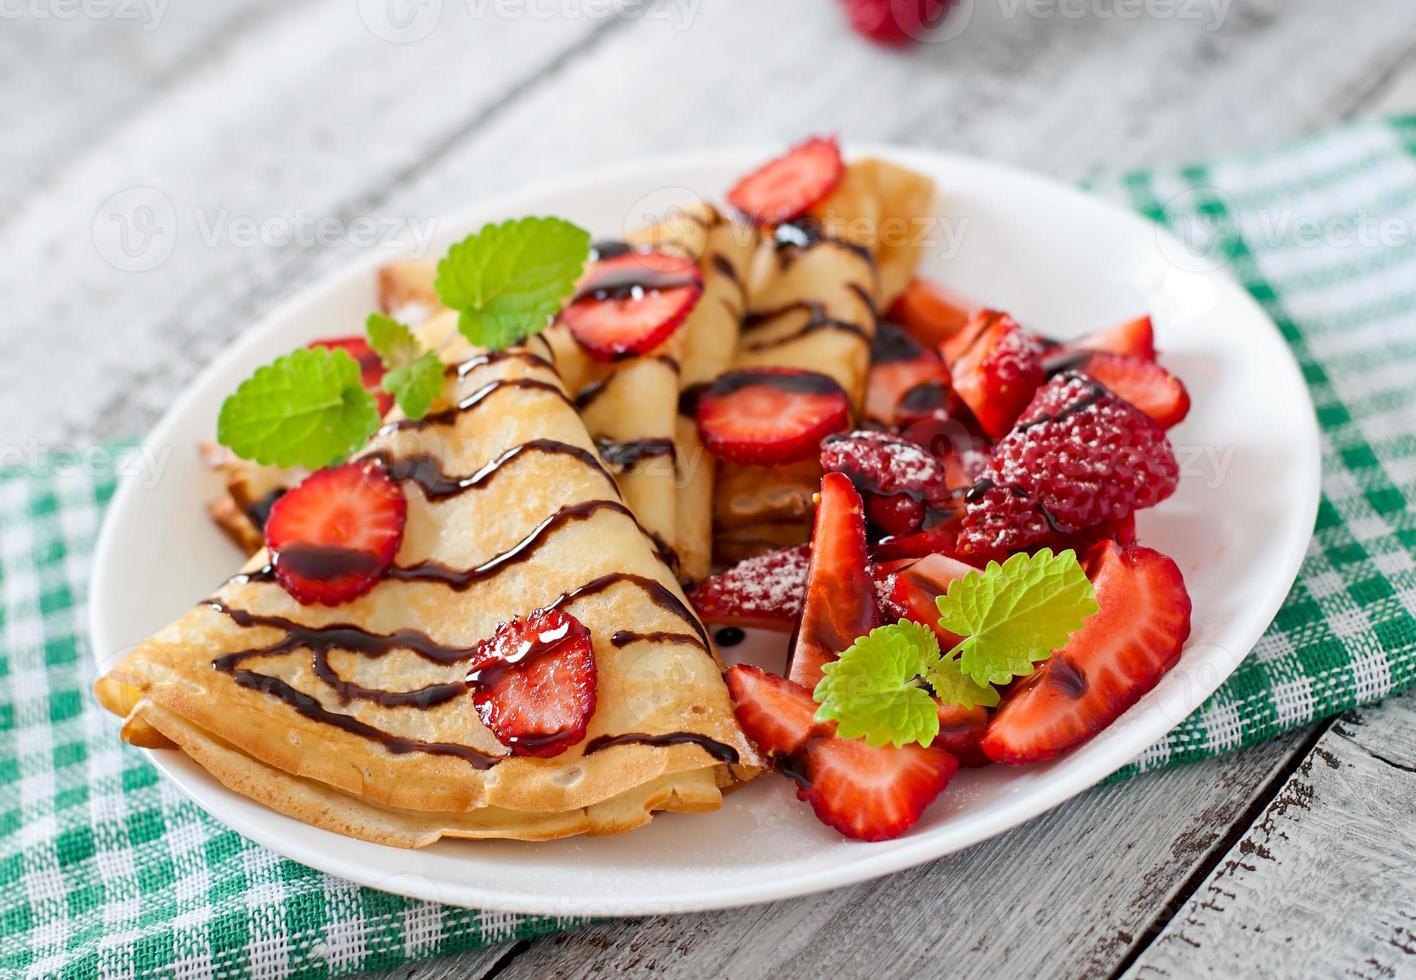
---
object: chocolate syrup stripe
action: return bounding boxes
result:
[584,731,739,765]
[740,300,871,352]
[361,439,619,503]
[594,437,677,474]
[379,378,573,435]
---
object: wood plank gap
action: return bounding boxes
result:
[1103,719,1333,980]
[476,940,532,980]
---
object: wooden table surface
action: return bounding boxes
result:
[8,2,1415,977]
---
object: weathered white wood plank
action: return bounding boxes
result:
[377,733,1306,980]
[1123,689,1416,980]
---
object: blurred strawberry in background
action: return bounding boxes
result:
[841,0,953,46]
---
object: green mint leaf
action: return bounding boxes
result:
[923,656,1001,710]
[365,312,423,368]
[217,346,379,468]
[435,216,590,350]
[812,621,941,749]
[936,548,1098,688]
[365,312,444,419]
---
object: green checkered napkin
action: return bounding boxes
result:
[5,117,1416,979]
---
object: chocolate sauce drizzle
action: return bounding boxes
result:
[584,731,739,765]
[740,300,871,351]
[594,436,677,474]
[379,378,573,435]
[610,629,705,651]
[362,439,619,503]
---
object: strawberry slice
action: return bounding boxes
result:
[887,277,978,347]
[884,551,973,644]
[981,541,1192,765]
[1055,314,1156,362]
[865,323,953,426]
[942,311,1046,439]
[724,664,823,758]
[697,368,851,465]
[870,514,966,563]
[1064,351,1191,429]
[465,608,596,758]
[689,545,809,632]
[561,251,702,362]
[264,461,406,606]
[934,703,990,768]
[309,336,392,416]
[793,736,958,841]
[727,137,844,226]
[787,473,881,689]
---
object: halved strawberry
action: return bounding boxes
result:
[1060,314,1156,362]
[1068,351,1191,429]
[561,251,702,362]
[309,336,392,416]
[934,703,990,768]
[887,277,978,347]
[697,369,851,465]
[727,137,844,226]
[885,552,972,645]
[724,664,823,758]
[787,473,881,689]
[865,323,953,426]
[689,545,809,632]
[870,513,966,563]
[793,736,958,841]
[981,541,1192,765]
[465,608,596,758]
[264,461,406,606]
[942,311,1046,439]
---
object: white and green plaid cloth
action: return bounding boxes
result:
[4,117,1416,978]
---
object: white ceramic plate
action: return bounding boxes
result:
[90,146,1320,916]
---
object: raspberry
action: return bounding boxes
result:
[865,492,926,537]
[820,430,947,502]
[958,373,1179,559]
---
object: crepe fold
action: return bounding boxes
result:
[713,159,935,561]
[97,338,760,847]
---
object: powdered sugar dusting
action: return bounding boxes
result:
[691,545,810,622]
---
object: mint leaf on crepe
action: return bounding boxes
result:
[217,346,379,468]
[813,621,941,749]
[936,548,1099,688]
[366,312,444,419]
[435,216,591,350]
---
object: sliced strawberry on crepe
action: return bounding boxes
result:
[697,368,851,465]
[309,336,393,416]
[865,323,953,426]
[727,137,844,226]
[981,541,1191,765]
[561,251,703,362]
[887,277,979,347]
[1049,314,1156,363]
[724,664,822,758]
[1060,351,1191,429]
[689,545,809,632]
[465,608,597,759]
[787,473,881,689]
[791,736,958,841]
[264,461,406,606]
[942,310,1046,439]
[958,372,1180,561]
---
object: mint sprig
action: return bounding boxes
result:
[812,549,1097,748]
[216,347,379,468]
[366,313,445,419]
[435,216,590,350]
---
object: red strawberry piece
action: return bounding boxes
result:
[727,137,844,226]
[724,664,824,758]
[309,336,393,416]
[264,461,406,606]
[958,372,1180,560]
[561,251,703,362]
[942,311,1046,439]
[865,492,927,538]
[689,545,809,632]
[1064,351,1191,429]
[865,323,953,426]
[1059,314,1156,362]
[465,608,596,758]
[870,510,967,563]
[885,552,972,645]
[981,541,1192,765]
[792,736,958,841]
[820,429,949,501]
[887,276,978,346]
[839,0,953,47]
[698,369,851,466]
[934,703,990,768]
[787,473,881,689]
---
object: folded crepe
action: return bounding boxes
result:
[97,334,760,847]
[714,159,935,558]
